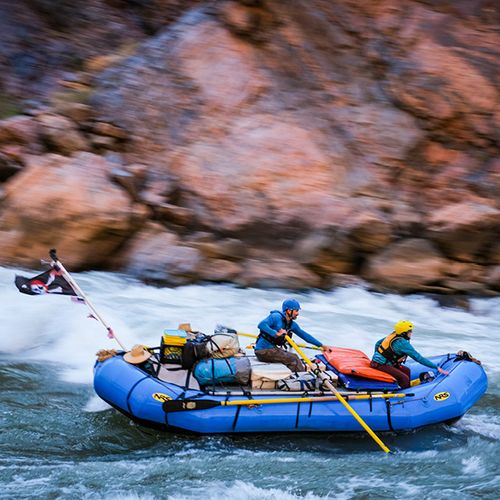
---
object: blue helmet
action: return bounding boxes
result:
[282,299,301,312]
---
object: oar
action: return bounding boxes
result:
[49,249,127,351]
[285,335,391,453]
[163,392,410,413]
[236,330,321,351]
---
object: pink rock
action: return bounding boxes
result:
[37,113,89,155]
[363,238,449,292]
[170,114,345,232]
[197,258,243,282]
[0,152,146,269]
[0,115,39,144]
[237,258,322,289]
[174,18,269,112]
[121,222,204,285]
[426,201,500,262]
[485,266,500,291]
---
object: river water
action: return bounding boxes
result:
[1,266,498,499]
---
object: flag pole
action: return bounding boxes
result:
[49,249,127,351]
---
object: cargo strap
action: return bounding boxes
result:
[385,399,394,432]
[230,389,254,431]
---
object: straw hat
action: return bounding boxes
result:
[124,344,151,364]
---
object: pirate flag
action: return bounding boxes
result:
[15,267,77,296]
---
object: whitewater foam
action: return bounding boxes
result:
[2,266,499,385]
[462,456,484,475]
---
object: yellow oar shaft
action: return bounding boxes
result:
[237,331,321,351]
[285,335,391,453]
[237,332,258,339]
[222,393,406,407]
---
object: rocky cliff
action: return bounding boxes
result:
[0,0,498,297]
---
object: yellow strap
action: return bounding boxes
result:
[237,331,321,350]
[222,393,407,407]
[237,332,258,339]
[285,335,391,453]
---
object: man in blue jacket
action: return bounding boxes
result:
[255,298,330,372]
[370,320,449,388]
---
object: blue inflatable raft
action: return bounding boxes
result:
[93,350,487,435]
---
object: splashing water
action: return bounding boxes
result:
[1,266,499,498]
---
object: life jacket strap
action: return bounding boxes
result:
[257,329,293,348]
[257,313,293,348]
[377,333,406,365]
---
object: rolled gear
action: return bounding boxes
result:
[206,332,241,359]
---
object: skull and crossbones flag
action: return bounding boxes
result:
[15,267,78,297]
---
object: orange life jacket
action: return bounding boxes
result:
[377,332,408,365]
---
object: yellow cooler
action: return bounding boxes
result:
[160,329,188,364]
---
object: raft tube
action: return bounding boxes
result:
[93,353,487,434]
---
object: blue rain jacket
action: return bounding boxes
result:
[255,310,323,351]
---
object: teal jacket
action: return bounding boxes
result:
[372,336,437,369]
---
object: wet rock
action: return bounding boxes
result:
[236,258,322,289]
[0,152,23,182]
[386,39,497,126]
[441,279,487,294]
[89,134,117,151]
[325,273,368,289]
[426,201,500,262]
[121,222,204,285]
[0,115,39,144]
[487,242,500,265]
[0,0,199,101]
[0,1,497,295]
[333,103,424,166]
[391,201,424,237]
[86,53,129,73]
[0,152,147,269]
[169,113,345,234]
[153,202,195,226]
[189,238,247,260]
[110,166,143,202]
[197,258,243,282]
[485,266,500,291]
[428,294,471,311]
[363,238,449,292]
[92,122,129,140]
[295,231,356,275]
[217,0,274,42]
[36,113,89,155]
[53,101,93,123]
[1,144,26,164]
[174,17,270,113]
[346,207,393,253]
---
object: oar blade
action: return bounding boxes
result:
[162,399,221,412]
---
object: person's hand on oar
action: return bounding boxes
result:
[278,330,333,353]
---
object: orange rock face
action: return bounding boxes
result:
[0,153,147,269]
[0,0,498,295]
